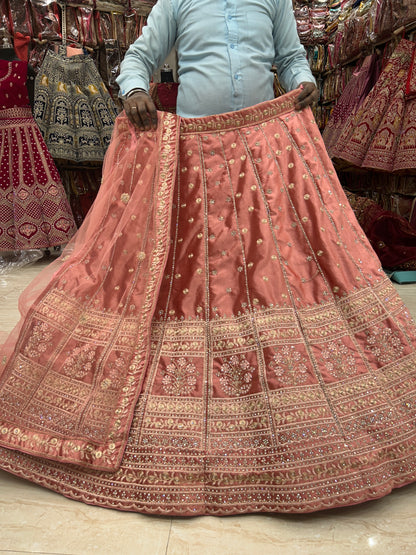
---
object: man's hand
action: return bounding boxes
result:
[294,82,319,110]
[123,91,158,131]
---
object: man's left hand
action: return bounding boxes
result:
[294,82,319,110]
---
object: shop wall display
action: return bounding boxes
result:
[293,0,416,218]
[1,0,416,227]
[0,0,154,224]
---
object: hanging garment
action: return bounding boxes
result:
[332,39,416,172]
[323,54,380,157]
[0,59,76,251]
[346,191,416,270]
[394,46,416,172]
[0,90,416,516]
[33,48,118,163]
[149,82,179,114]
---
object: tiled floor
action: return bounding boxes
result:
[0,259,416,555]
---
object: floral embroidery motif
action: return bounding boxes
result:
[162,358,198,396]
[216,355,255,397]
[366,326,404,365]
[269,346,309,386]
[62,345,97,380]
[103,353,129,390]
[321,340,355,380]
[23,321,54,359]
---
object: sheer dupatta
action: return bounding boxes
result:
[0,111,179,471]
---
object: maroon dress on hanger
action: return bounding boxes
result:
[332,39,416,173]
[323,54,380,158]
[0,59,76,251]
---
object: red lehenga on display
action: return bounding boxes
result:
[322,54,380,158]
[332,39,416,172]
[0,59,76,251]
[0,90,416,515]
[345,191,416,271]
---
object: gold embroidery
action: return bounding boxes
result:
[23,321,54,359]
[366,325,405,365]
[62,345,97,380]
[270,346,309,386]
[180,96,295,134]
[216,355,255,397]
[321,340,356,380]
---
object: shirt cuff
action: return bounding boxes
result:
[120,87,149,100]
[126,88,149,98]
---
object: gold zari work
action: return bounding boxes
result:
[0,91,416,515]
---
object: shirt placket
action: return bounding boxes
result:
[224,0,241,110]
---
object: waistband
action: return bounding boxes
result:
[43,48,94,66]
[0,107,33,123]
[179,89,299,135]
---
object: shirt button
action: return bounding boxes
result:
[234,74,239,80]
[228,15,233,20]
[230,44,235,49]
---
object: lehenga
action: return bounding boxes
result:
[332,39,416,172]
[0,59,76,251]
[34,49,118,163]
[0,89,416,515]
[345,191,416,270]
[322,54,380,158]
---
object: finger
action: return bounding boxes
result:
[148,103,158,130]
[124,99,143,129]
[124,95,149,130]
[297,83,315,100]
[295,85,318,110]
[124,91,158,130]
[296,88,309,103]
[294,92,309,109]
[137,103,152,130]
[143,98,158,130]
[128,105,144,130]
[296,94,315,110]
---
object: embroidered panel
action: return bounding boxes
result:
[0,92,416,514]
[0,111,179,469]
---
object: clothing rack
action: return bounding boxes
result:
[320,19,416,78]
[64,1,152,16]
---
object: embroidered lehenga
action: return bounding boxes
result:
[345,191,416,270]
[34,49,118,164]
[0,59,76,251]
[0,90,416,515]
[332,39,416,172]
[322,54,380,158]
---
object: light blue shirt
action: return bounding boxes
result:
[117,0,315,118]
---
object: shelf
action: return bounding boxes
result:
[61,1,152,16]
[315,18,416,78]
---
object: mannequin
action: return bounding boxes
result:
[160,63,174,83]
[150,64,178,113]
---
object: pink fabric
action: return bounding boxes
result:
[0,90,416,515]
[0,59,76,250]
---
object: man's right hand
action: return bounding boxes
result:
[123,91,158,131]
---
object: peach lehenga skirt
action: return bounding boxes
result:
[0,89,415,515]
